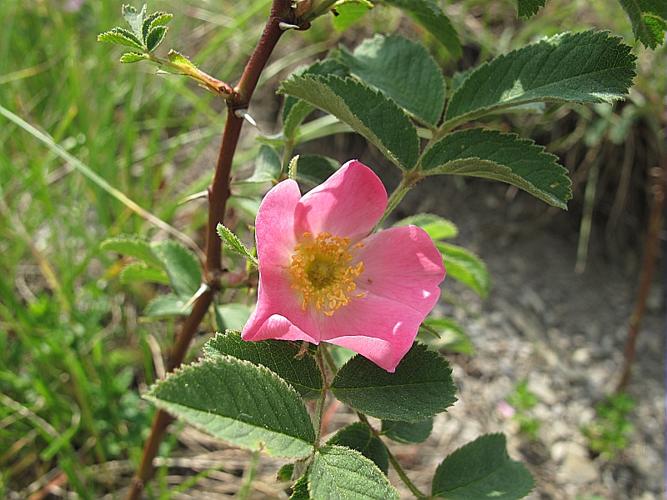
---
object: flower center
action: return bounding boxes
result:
[288,232,365,316]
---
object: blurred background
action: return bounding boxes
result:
[0,0,664,498]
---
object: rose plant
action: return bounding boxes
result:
[96,1,649,498]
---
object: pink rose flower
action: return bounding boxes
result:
[241,160,445,372]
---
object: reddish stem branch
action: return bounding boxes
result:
[127,2,293,498]
[616,160,666,393]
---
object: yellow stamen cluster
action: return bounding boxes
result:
[288,232,365,316]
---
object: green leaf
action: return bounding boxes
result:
[332,343,457,422]
[438,242,490,297]
[327,423,389,474]
[394,213,458,240]
[431,434,534,499]
[337,35,445,127]
[203,331,323,398]
[214,304,252,331]
[309,445,399,499]
[382,418,433,444]
[97,28,145,50]
[167,49,198,72]
[101,235,161,268]
[145,25,168,52]
[290,474,311,499]
[333,0,373,31]
[146,356,316,458]
[279,75,419,170]
[516,0,546,17]
[282,60,349,139]
[242,145,281,183]
[142,11,173,41]
[618,0,667,48]
[444,31,636,126]
[419,317,475,355]
[144,294,191,317]
[151,240,201,297]
[382,0,461,57]
[294,154,339,187]
[277,463,295,482]
[119,262,169,285]
[122,4,146,38]
[421,128,572,209]
[216,223,257,265]
[120,51,148,63]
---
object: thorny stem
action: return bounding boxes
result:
[616,158,665,392]
[356,413,427,498]
[127,2,295,498]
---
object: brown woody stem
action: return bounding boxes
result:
[126,2,294,498]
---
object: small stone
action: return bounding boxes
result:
[572,347,591,364]
[556,442,598,484]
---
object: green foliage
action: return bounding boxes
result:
[99,4,173,55]
[214,303,252,331]
[507,381,541,439]
[382,0,462,57]
[216,223,257,265]
[144,294,191,317]
[583,393,635,459]
[516,0,667,48]
[444,31,636,126]
[431,434,534,499]
[278,463,295,482]
[147,356,316,458]
[422,129,572,209]
[241,144,281,183]
[336,35,446,126]
[145,25,168,52]
[97,27,145,50]
[290,474,311,499]
[118,262,169,285]
[203,331,323,398]
[122,4,147,38]
[119,52,149,63]
[332,344,457,421]
[395,213,458,240]
[308,445,399,499]
[333,0,373,31]
[279,74,419,170]
[328,422,389,473]
[382,418,433,444]
[282,60,349,139]
[101,235,162,268]
[516,0,547,18]
[293,154,340,187]
[151,240,201,298]
[437,242,490,297]
[419,317,475,355]
[618,0,667,48]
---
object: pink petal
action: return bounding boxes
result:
[354,225,445,315]
[255,179,301,268]
[242,314,318,344]
[316,225,445,371]
[241,274,320,343]
[243,179,321,343]
[318,292,426,372]
[294,160,387,241]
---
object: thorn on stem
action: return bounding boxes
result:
[278,21,301,30]
[234,109,258,127]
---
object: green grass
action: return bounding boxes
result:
[0,1,274,495]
